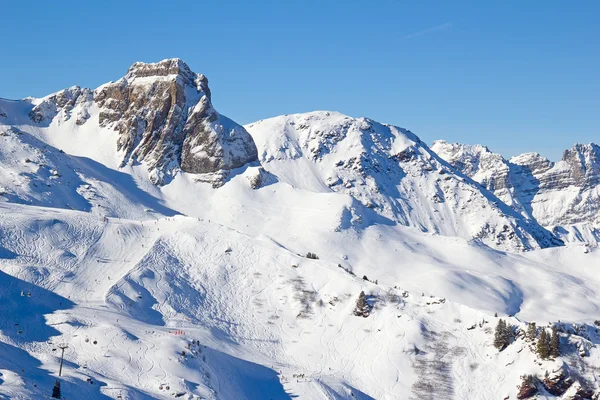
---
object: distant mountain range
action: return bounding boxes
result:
[2,58,597,252]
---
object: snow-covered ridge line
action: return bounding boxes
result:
[432,140,600,244]
[1,55,566,252]
[246,111,562,252]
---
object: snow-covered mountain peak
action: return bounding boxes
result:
[435,140,600,243]
[121,58,210,97]
[247,112,561,251]
[16,59,259,186]
[509,152,553,175]
[28,86,93,125]
[93,58,257,185]
[431,140,492,156]
[430,140,508,183]
[126,58,195,79]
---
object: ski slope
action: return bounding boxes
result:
[0,198,599,399]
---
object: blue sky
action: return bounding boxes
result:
[2,0,598,160]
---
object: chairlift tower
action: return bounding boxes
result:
[57,343,69,377]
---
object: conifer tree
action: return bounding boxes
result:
[527,322,537,341]
[550,326,560,358]
[353,291,370,317]
[51,380,61,399]
[504,322,515,344]
[494,319,508,350]
[537,329,550,359]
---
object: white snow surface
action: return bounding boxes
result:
[0,75,599,399]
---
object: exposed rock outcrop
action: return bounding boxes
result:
[432,140,600,243]
[27,58,258,186]
[94,58,258,184]
[517,374,538,399]
[564,382,595,400]
[543,366,574,396]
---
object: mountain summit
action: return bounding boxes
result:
[246,111,562,251]
[29,58,259,185]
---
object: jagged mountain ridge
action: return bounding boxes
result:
[1,59,566,252]
[432,140,600,243]
[245,111,562,252]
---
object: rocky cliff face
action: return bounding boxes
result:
[432,140,600,241]
[94,59,258,185]
[28,58,258,185]
[430,141,518,206]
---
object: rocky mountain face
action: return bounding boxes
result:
[432,140,600,242]
[246,112,562,252]
[27,59,258,185]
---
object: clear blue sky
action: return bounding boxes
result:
[2,0,598,160]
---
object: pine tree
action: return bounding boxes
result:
[537,329,550,359]
[353,291,370,317]
[494,319,507,350]
[51,380,61,399]
[503,322,515,344]
[550,326,560,358]
[527,322,537,341]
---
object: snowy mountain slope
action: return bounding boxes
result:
[0,123,176,220]
[0,202,599,399]
[432,140,600,244]
[1,58,600,399]
[245,112,561,252]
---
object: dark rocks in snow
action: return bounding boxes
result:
[566,383,595,400]
[517,374,538,399]
[543,366,574,396]
[247,167,274,189]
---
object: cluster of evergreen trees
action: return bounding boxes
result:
[527,322,560,358]
[537,326,560,359]
[493,319,515,350]
[494,319,560,358]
